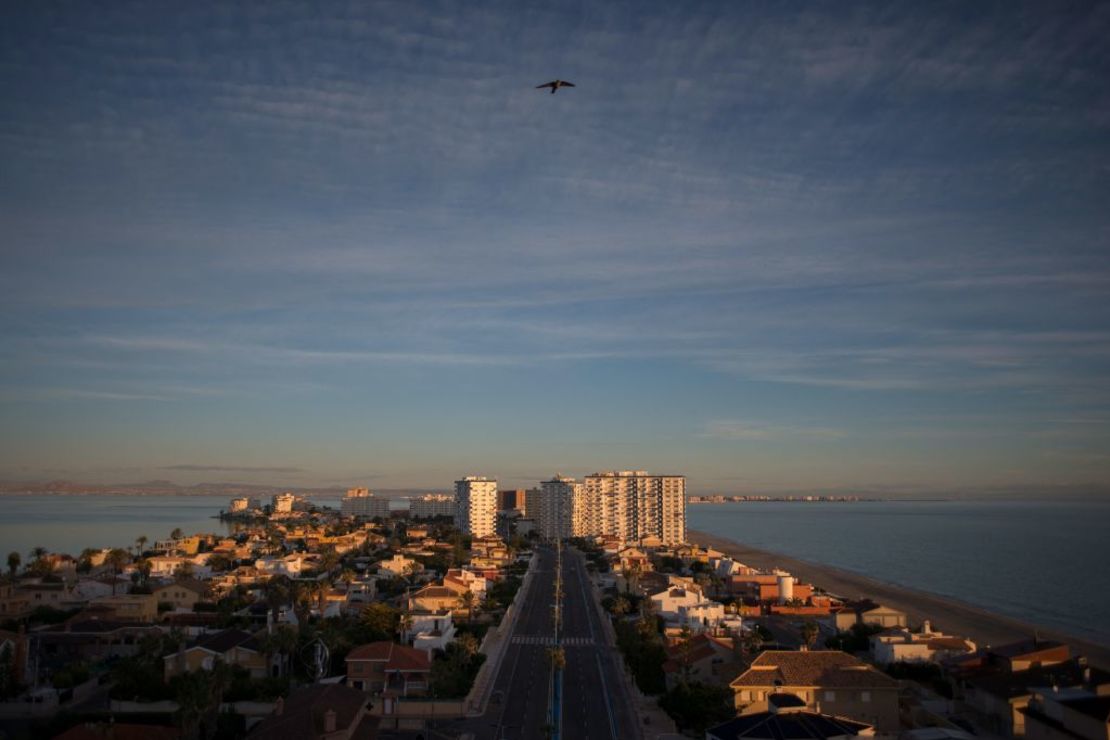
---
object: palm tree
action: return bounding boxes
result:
[456,632,479,658]
[6,552,20,582]
[170,528,184,542]
[800,621,819,650]
[29,546,47,567]
[398,612,414,643]
[106,548,129,580]
[460,590,477,623]
[610,596,630,617]
[743,627,765,656]
[135,535,148,557]
[340,568,357,589]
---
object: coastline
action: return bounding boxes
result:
[689,528,1110,670]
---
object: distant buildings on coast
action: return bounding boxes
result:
[689,494,880,503]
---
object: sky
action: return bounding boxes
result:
[1,1,1108,494]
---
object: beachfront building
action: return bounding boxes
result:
[581,471,687,545]
[729,651,901,732]
[1023,685,1110,740]
[454,476,498,537]
[340,487,390,519]
[272,492,296,513]
[870,621,977,665]
[410,494,455,519]
[832,602,908,631]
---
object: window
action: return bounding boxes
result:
[825,690,836,701]
[861,691,871,702]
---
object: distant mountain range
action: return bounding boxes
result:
[0,479,447,498]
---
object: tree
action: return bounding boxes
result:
[76,548,98,574]
[170,528,184,541]
[800,621,819,650]
[610,596,630,617]
[340,569,357,589]
[106,548,130,580]
[456,632,479,658]
[460,590,477,623]
[742,627,765,656]
[676,625,694,686]
[360,602,399,641]
[6,552,19,582]
[135,535,148,557]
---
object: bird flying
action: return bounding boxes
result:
[536,80,576,94]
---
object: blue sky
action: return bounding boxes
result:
[1,1,1108,494]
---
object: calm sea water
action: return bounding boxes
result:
[688,499,1110,647]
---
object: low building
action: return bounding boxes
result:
[708,693,875,740]
[407,585,462,614]
[650,586,705,622]
[376,554,422,579]
[407,611,457,654]
[151,579,209,611]
[163,628,273,680]
[89,593,158,623]
[729,650,901,732]
[247,684,377,739]
[662,632,741,690]
[833,602,908,631]
[1023,688,1110,740]
[346,641,432,697]
[870,622,976,665]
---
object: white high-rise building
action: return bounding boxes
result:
[533,476,582,540]
[410,493,456,519]
[581,471,686,545]
[272,492,296,513]
[454,476,498,537]
[340,487,390,519]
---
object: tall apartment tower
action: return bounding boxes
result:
[582,471,686,545]
[454,476,498,537]
[533,476,583,540]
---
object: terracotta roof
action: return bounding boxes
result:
[247,684,376,739]
[155,579,209,596]
[346,641,431,672]
[54,723,181,740]
[707,709,872,740]
[730,651,898,689]
[412,585,459,600]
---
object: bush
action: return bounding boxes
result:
[658,681,735,734]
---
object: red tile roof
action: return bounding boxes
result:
[346,641,431,672]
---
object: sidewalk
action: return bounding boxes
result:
[464,553,537,717]
[582,555,678,740]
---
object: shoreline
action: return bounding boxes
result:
[689,528,1110,670]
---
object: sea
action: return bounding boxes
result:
[687,499,1110,647]
[0,495,1107,646]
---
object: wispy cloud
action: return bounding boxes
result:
[702,420,846,441]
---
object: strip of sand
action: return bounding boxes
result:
[689,528,1110,669]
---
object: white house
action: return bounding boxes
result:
[407,611,457,655]
[650,586,706,623]
[443,569,487,598]
[255,555,306,577]
[676,600,727,632]
[376,554,422,579]
[870,622,976,665]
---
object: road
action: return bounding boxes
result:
[486,545,557,740]
[559,546,639,740]
[438,544,639,740]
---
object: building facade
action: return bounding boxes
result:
[340,487,390,519]
[410,493,455,519]
[454,476,498,537]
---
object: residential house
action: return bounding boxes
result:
[870,622,976,666]
[0,582,31,619]
[406,611,456,654]
[1023,687,1110,740]
[729,650,901,732]
[833,602,908,631]
[616,546,653,574]
[662,632,741,690]
[346,641,431,699]
[163,628,274,680]
[255,555,306,577]
[152,580,209,611]
[707,693,875,740]
[376,554,422,579]
[650,586,705,622]
[89,593,158,623]
[36,615,161,663]
[17,582,83,611]
[247,684,377,739]
[961,658,1109,737]
[407,585,462,614]
[442,569,487,599]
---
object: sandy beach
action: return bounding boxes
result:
[689,528,1110,669]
